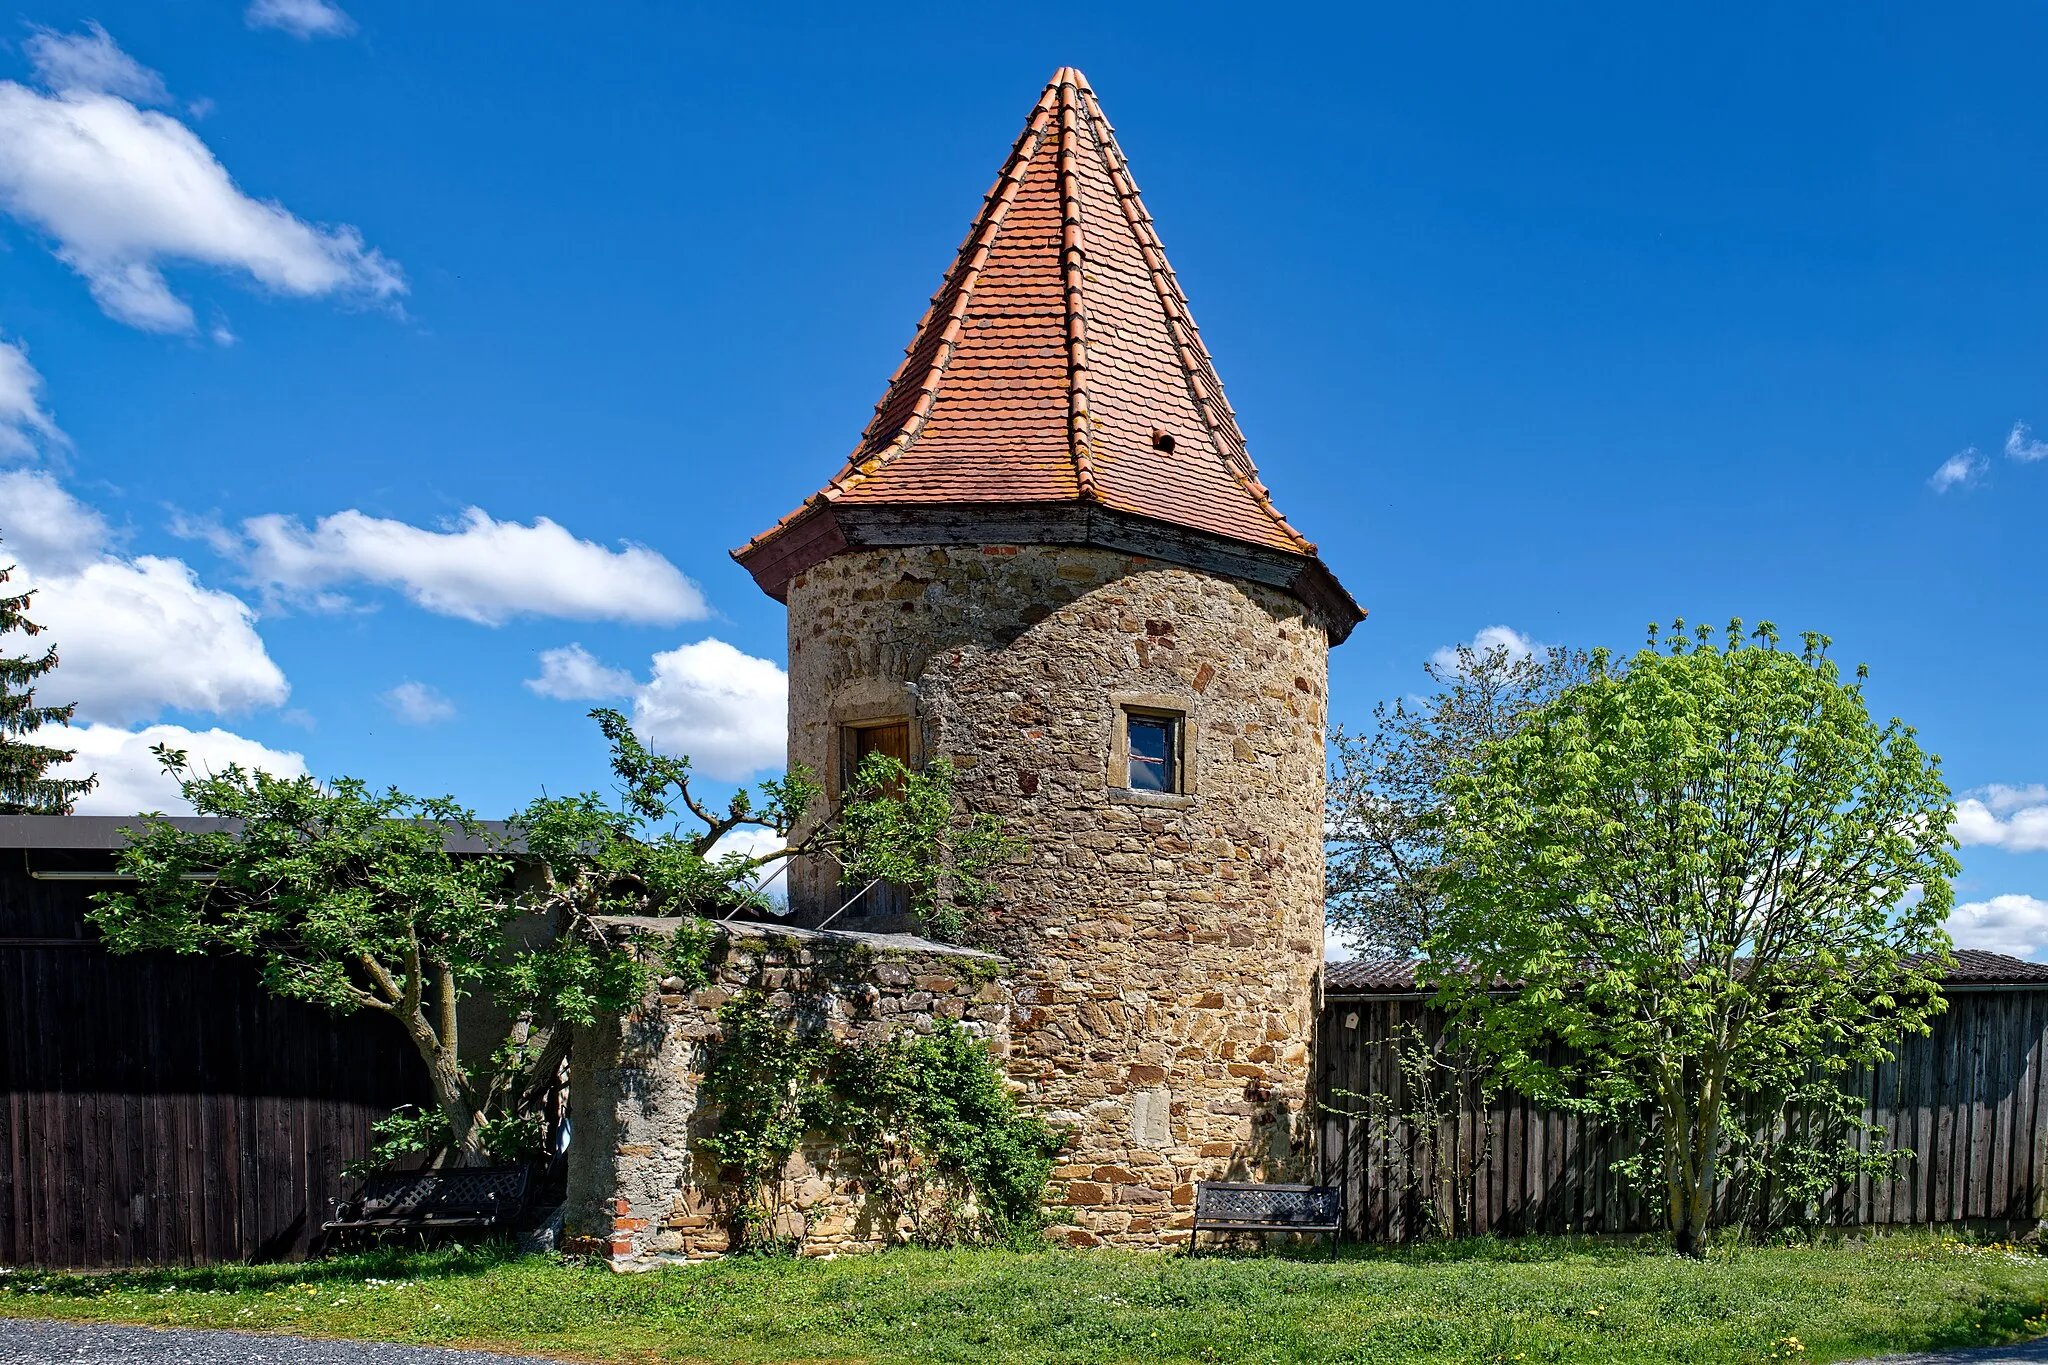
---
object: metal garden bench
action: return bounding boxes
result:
[322,1165,532,1243]
[1190,1181,1343,1257]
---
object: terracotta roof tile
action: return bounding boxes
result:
[737,67,1332,566]
[1943,949,2048,984]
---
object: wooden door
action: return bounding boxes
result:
[840,722,913,923]
[0,858,431,1267]
[847,721,911,789]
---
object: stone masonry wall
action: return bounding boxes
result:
[563,917,1012,1267]
[783,544,1329,1247]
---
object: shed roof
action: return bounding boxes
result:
[1326,949,2048,996]
[0,815,511,856]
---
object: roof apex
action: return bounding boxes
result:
[735,68,1361,636]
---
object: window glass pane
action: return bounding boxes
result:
[1127,715,1176,792]
[1130,757,1168,791]
[1128,718,1171,764]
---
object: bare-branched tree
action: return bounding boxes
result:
[1325,639,1587,955]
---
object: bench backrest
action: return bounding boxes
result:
[1193,1181,1340,1228]
[356,1166,531,1220]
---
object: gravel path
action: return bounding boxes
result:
[1853,1343,2048,1364]
[0,1320,576,1364]
[3,1316,2045,1365]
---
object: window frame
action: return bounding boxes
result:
[826,688,923,801]
[828,710,919,924]
[1110,694,1198,805]
[1123,709,1181,794]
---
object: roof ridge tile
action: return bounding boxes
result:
[1073,81,1315,556]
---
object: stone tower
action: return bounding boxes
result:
[733,68,1361,1247]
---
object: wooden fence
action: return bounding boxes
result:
[1316,985,2048,1241]
[0,844,430,1268]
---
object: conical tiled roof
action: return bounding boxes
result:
[735,68,1361,640]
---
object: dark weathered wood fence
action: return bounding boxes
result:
[1,840,430,1268]
[1317,983,2048,1241]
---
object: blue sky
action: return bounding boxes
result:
[2,3,2044,951]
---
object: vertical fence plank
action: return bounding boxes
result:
[2020,992,2048,1222]
[1317,988,2048,1241]
[1,952,430,1268]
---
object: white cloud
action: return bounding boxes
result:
[233,506,707,625]
[0,468,102,572]
[710,825,790,908]
[1929,448,1987,493]
[25,23,170,105]
[529,638,786,781]
[1948,894,2048,960]
[58,721,308,814]
[245,0,357,40]
[0,332,64,457]
[1954,784,2048,853]
[711,826,786,860]
[382,680,455,726]
[0,470,287,724]
[635,641,787,781]
[0,27,404,332]
[31,556,287,723]
[2006,422,2048,464]
[1980,783,2048,814]
[1430,624,1540,675]
[525,643,637,700]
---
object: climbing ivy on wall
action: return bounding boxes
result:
[699,993,1064,1250]
[697,993,839,1244]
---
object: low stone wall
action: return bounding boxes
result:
[563,917,1013,1267]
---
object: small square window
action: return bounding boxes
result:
[1126,711,1180,793]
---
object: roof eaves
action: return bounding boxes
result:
[0,814,521,856]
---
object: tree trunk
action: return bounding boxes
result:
[1655,1067,1695,1254]
[433,1052,489,1167]
[393,1012,489,1168]
[1667,1052,1728,1258]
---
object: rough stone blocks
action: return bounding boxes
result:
[782,545,1328,1247]
[563,918,1013,1268]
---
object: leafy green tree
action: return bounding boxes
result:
[1326,639,1586,954]
[1425,621,1957,1255]
[0,549,95,814]
[835,752,1022,940]
[90,708,1017,1167]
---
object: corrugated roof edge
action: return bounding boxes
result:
[0,815,517,856]
[1328,949,2048,995]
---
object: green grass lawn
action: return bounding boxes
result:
[5,1235,2048,1364]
